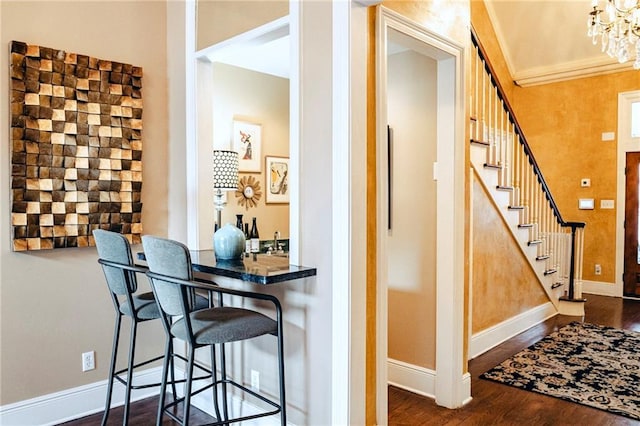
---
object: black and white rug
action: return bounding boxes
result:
[481,322,640,420]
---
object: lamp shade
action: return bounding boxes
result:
[213,150,239,190]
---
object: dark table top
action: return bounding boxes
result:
[137,250,316,285]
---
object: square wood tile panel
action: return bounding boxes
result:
[10,41,143,251]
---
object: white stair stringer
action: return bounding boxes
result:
[471,143,564,310]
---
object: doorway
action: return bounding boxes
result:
[375,7,467,424]
[616,91,640,298]
[624,153,640,297]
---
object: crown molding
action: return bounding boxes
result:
[514,57,634,87]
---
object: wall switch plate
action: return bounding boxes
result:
[602,132,615,141]
[581,178,591,187]
[601,199,615,209]
[579,199,594,210]
[595,264,602,275]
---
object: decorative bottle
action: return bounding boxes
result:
[250,217,260,253]
[236,214,243,230]
[244,223,251,255]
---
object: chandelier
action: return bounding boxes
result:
[587,0,640,69]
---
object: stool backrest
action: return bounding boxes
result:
[94,229,137,295]
[141,235,193,317]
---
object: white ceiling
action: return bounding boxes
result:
[209,2,639,86]
[212,35,290,79]
[485,0,637,86]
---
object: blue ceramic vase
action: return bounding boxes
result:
[213,223,245,260]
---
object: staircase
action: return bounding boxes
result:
[470,31,586,316]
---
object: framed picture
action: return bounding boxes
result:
[265,156,289,204]
[232,120,262,172]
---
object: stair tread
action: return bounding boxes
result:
[528,239,543,246]
[484,163,502,169]
[496,185,514,191]
[536,255,550,260]
[508,206,525,210]
[519,223,534,228]
[470,139,489,146]
[544,268,558,276]
[551,282,563,289]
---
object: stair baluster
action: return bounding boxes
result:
[470,30,586,307]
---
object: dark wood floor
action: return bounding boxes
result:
[62,295,640,425]
[389,294,640,425]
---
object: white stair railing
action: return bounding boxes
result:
[470,31,585,301]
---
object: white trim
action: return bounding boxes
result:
[514,59,633,87]
[388,359,471,407]
[0,367,162,426]
[376,6,468,419]
[388,359,436,399]
[469,302,557,359]
[183,0,198,245]
[582,280,619,297]
[616,90,640,298]
[483,1,634,88]
[288,1,301,266]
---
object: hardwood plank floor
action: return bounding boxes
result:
[62,295,640,425]
[389,294,640,425]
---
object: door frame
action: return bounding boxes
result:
[616,90,640,298]
[375,6,468,423]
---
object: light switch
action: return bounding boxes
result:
[579,199,594,210]
[581,178,591,187]
[602,132,615,141]
[601,199,615,209]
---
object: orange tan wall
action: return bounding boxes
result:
[472,176,549,332]
[366,2,471,424]
[512,71,640,284]
[470,0,514,100]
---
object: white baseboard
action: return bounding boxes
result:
[387,358,436,399]
[387,360,472,409]
[190,382,287,426]
[0,367,163,426]
[0,366,291,426]
[469,302,557,359]
[581,280,620,297]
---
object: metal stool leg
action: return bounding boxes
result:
[122,318,138,425]
[220,343,229,423]
[156,337,172,426]
[277,329,287,426]
[102,313,122,426]
[210,344,222,422]
[182,345,196,426]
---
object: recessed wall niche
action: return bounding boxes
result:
[10,41,144,251]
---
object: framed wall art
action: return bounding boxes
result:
[265,156,289,204]
[9,40,144,251]
[232,119,261,172]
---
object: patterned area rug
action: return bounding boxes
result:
[481,322,640,420]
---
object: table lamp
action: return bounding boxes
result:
[213,150,239,229]
[213,150,244,260]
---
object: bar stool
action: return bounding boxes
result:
[141,235,286,426]
[94,230,208,425]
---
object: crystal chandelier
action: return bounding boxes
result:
[587,0,640,69]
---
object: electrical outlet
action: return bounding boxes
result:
[595,264,602,276]
[251,369,260,392]
[82,351,95,372]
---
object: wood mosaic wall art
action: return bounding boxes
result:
[10,41,144,251]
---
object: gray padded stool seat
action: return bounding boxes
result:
[142,235,286,426]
